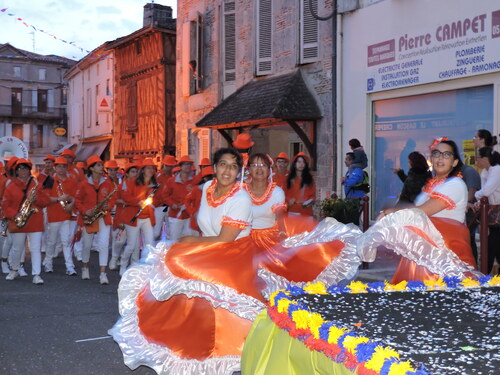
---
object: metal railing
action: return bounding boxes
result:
[0,105,66,119]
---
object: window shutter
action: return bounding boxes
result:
[300,0,319,64]
[198,129,211,160]
[126,83,137,132]
[223,1,236,82]
[256,0,273,75]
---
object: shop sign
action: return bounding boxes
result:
[54,127,67,136]
[367,8,500,92]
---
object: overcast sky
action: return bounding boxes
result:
[1,0,177,61]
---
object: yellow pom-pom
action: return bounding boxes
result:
[277,298,292,314]
[424,277,446,290]
[460,277,480,288]
[387,360,415,374]
[488,275,500,286]
[308,313,325,339]
[384,280,407,292]
[327,326,348,345]
[304,281,328,294]
[365,346,400,372]
[343,335,369,354]
[347,281,368,293]
[291,309,311,329]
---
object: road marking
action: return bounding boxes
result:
[75,335,112,343]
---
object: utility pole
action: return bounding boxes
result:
[307,0,338,192]
[30,31,36,53]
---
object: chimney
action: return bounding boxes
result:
[143,3,173,27]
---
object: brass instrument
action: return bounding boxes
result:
[130,185,159,223]
[0,218,7,237]
[56,180,71,210]
[15,179,39,228]
[82,185,117,226]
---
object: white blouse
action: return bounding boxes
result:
[246,184,287,230]
[414,176,468,223]
[475,165,500,205]
[197,180,253,239]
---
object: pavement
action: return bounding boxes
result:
[356,246,401,283]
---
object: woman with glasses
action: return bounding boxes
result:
[110,148,265,374]
[379,140,477,283]
[474,147,500,274]
[245,153,346,285]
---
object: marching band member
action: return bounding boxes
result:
[105,160,122,271]
[2,158,50,284]
[109,162,140,270]
[75,155,117,285]
[61,149,84,183]
[191,157,212,185]
[0,160,9,273]
[37,155,55,185]
[153,155,176,241]
[286,152,316,216]
[185,166,214,233]
[161,155,195,241]
[43,156,78,275]
[119,158,158,275]
[272,152,289,190]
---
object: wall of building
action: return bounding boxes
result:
[341,0,500,211]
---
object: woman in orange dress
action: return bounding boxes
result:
[373,140,477,283]
[109,148,266,374]
[286,152,316,216]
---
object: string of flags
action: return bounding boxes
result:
[0,8,92,59]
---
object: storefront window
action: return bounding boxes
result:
[373,85,493,214]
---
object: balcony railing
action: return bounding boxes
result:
[0,105,66,119]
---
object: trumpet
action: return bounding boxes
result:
[130,185,159,223]
[56,180,71,210]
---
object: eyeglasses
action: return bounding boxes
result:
[249,163,266,168]
[431,150,454,160]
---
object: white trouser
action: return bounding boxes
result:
[11,232,42,275]
[153,206,168,240]
[45,220,76,270]
[2,231,25,263]
[81,218,110,267]
[168,217,195,242]
[121,218,154,268]
[111,228,126,259]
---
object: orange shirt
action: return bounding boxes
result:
[75,176,117,230]
[119,177,157,227]
[68,165,85,183]
[272,171,288,191]
[184,185,203,231]
[2,177,50,233]
[44,175,78,223]
[285,177,316,216]
[162,174,193,220]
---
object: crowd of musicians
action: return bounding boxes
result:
[0,134,316,286]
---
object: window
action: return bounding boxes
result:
[39,68,46,81]
[223,1,236,82]
[61,86,68,105]
[12,124,23,140]
[96,62,100,76]
[13,66,21,78]
[290,142,304,157]
[86,88,92,128]
[37,89,48,112]
[136,41,142,55]
[11,88,22,116]
[95,84,100,126]
[189,13,204,94]
[106,79,111,96]
[256,0,272,75]
[30,125,43,149]
[300,0,319,64]
[126,82,138,132]
[372,85,494,215]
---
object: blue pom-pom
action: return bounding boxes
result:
[355,341,379,362]
[287,285,305,296]
[367,281,386,292]
[443,276,461,288]
[337,331,357,349]
[406,280,425,291]
[380,358,399,375]
[478,275,492,285]
[327,285,348,294]
[319,322,334,341]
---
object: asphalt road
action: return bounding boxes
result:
[0,252,155,375]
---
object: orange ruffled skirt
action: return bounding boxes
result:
[392,217,476,283]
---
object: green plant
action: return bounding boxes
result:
[320,197,361,225]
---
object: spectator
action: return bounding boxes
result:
[342,152,365,199]
[473,129,497,150]
[394,151,432,207]
[461,163,481,263]
[348,138,368,170]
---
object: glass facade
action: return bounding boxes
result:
[372,85,494,214]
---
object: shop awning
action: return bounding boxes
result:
[75,139,110,162]
[197,70,322,129]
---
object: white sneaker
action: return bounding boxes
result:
[99,272,109,285]
[44,262,54,273]
[6,270,19,280]
[119,266,126,277]
[66,267,77,276]
[18,267,28,277]
[1,261,10,274]
[81,268,90,280]
[32,275,44,285]
[109,257,118,270]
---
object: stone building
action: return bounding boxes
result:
[176,0,335,196]
[0,43,75,167]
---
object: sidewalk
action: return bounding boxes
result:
[356,247,401,283]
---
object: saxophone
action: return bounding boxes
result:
[82,184,117,226]
[15,179,39,228]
